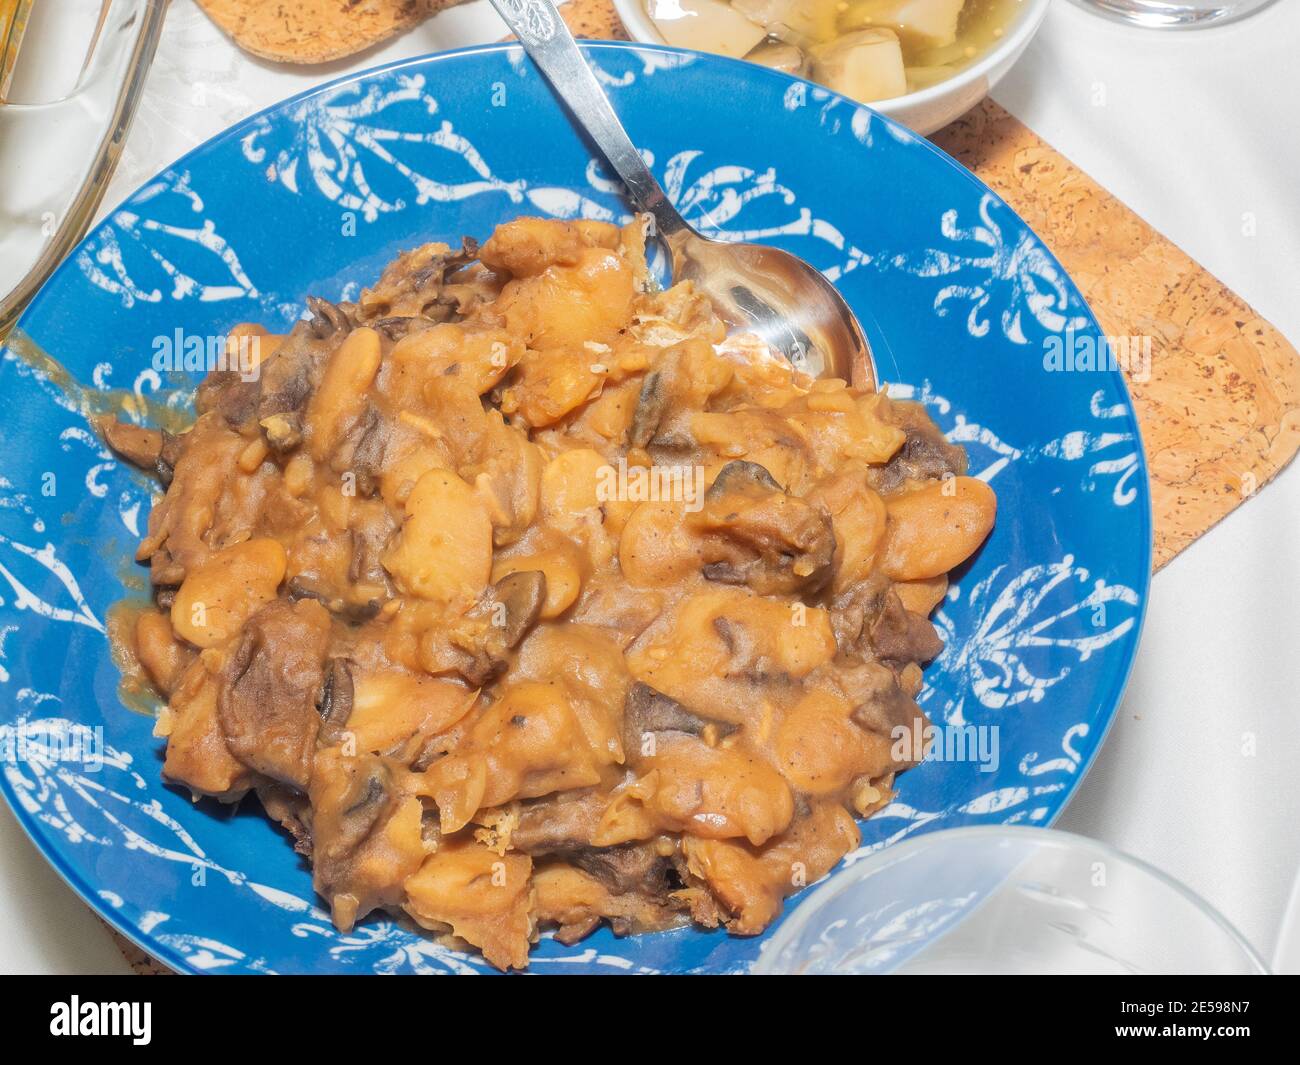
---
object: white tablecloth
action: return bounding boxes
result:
[2,0,1297,974]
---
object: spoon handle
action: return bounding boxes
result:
[486,0,689,240]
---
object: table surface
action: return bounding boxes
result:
[3,0,1298,975]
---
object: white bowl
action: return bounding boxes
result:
[610,0,1050,136]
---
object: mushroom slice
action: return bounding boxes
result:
[317,657,356,744]
[841,659,929,742]
[287,575,384,623]
[97,417,163,471]
[309,748,428,931]
[306,296,353,338]
[217,598,331,790]
[623,682,738,758]
[868,398,969,494]
[569,842,678,897]
[691,460,835,595]
[483,570,548,649]
[256,781,313,856]
[436,570,548,687]
[628,369,669,449]
[830,573,944,665]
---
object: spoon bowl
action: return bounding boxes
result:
[667,229,873,386]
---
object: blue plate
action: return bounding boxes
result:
[0,43,1151,975]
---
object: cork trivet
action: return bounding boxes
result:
[109,0,1300,975]
[109,929,173,975]
[195,0,466,64]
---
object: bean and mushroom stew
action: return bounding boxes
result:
[102,216,995,970]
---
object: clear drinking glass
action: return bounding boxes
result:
[755,826,1268,975]
[1069,0,1279,28]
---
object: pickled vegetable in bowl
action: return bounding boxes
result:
[644,0,1027,103]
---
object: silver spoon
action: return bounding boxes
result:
[486,0,878,390]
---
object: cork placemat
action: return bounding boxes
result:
[107,0,1300,974]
